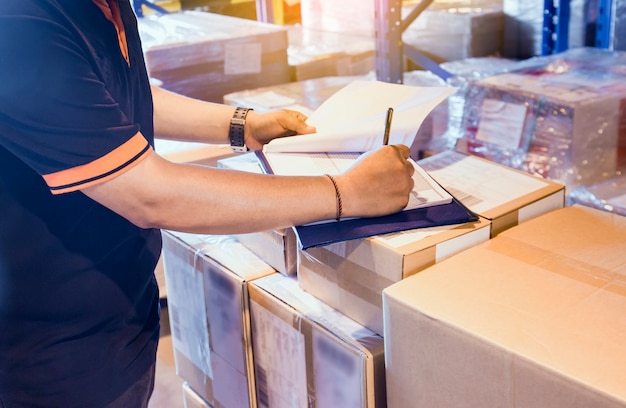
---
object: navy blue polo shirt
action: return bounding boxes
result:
[0,0,161,406]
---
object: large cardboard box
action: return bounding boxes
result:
[383,205,626,408]
[162,231,275,408]
[457,48,626,191]
[249,273,386,408]
[299,217,492,336]
[418,149,565,237]
[287,26,375,82]
[403,4,504,64]
[138,11,290,103]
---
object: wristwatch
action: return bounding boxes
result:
[229,107,253,152]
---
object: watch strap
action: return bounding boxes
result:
[229,107,252,152]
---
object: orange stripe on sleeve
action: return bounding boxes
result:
[43,133,152,195]
[93,0,129,65]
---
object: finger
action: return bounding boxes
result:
[389,144,411,159]
[283,109,309,122]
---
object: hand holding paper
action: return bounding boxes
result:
[263,80,457,153]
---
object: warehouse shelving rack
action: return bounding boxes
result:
[372,0,621,84]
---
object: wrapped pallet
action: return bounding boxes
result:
[137,11,290,103]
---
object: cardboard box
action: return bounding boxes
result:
[403,4,504,63]
[382,205,626,408]
[287,26,375,82]
[182,382,211,408]
[138,11,290,103]
[418,150,565,237]
[299,216,491,336]
[217,153,298,276]
[299,149,563,336]
[249,273,386,408]
[162,231,275,408]
[457,48,626,191]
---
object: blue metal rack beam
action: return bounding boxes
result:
[595,0,614,48]
[542,0,571,55]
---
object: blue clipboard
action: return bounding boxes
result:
[255,151,478,249]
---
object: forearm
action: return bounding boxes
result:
[83,152,337,234]
[151,85,235,144]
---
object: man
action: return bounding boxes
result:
[0,0,414,406]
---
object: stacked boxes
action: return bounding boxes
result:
[458,47,626,191]
[300,0,375,37]
[502,0,589,59]
[137,11,290,103]
[287,26,375,82]
[300,0,505,63]
[162,231,275,408]
[249,274,386,408]
[403,4,504,64]
[383,205,626,407]
[298,218,491,336]
[299,150,563,336]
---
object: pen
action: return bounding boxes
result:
[383,107,393,145]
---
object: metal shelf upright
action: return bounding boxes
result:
[595,0,624,50]
[374,0,452,84]
[541,0,571,54]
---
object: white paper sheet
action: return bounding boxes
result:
[263,80,456,153]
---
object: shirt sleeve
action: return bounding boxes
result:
[0,6,152,195]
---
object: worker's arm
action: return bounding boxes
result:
[81,145,415,234]
[150,85,315,150]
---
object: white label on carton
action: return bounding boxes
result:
[422,151,549,214]
[476,98,526,148]
[251,301,307,408]
[224,43,262,75]
[313,331,363,408]
[164,250,213,378]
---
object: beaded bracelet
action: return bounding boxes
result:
[324,174,343,221]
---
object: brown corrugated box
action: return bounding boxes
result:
[418,150,565,237]
[299,149,564,336]
[162,231,275,408]
[299,218,492,336]
[139,11,290,103]
[383,205,626,407]
[249,273,386,408]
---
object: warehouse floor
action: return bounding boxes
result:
[148,304,184,408]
